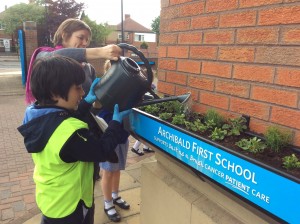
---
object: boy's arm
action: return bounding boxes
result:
[59,120,125,163]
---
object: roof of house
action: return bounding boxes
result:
[115,14,154,33]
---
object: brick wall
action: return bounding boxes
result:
[158,0,300,146]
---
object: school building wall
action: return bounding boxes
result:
[157,0,300,147]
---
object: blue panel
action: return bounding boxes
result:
[136,61,155,65]
[129,110,300,224]
[18,30,27,86]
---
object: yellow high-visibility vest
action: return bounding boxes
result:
[32,117,93,218]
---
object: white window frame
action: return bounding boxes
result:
[134,34,145,42]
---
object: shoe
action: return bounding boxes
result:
[104,206,121,222]
[113,197,130,210]
[143,148,155,153]
[131,148,144,156]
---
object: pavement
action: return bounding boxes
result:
[0,55,155,224]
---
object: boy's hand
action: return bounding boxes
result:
[84,78,100,104]
[112,104,131,123]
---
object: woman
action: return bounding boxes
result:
[25,18,121,104]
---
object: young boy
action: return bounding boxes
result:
[17,56,130,224]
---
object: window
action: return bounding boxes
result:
[118,33,129,40]
[134,34,144,42]
[0,40,4,47]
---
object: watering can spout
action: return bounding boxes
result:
[136,92,191,107]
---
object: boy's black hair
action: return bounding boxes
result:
[30,56,85,105]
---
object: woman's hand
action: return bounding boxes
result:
[86,44,122,61]
[101,45,122,61]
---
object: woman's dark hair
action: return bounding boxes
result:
[30,56,85,105]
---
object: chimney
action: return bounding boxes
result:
[125,14,130,20]
[5,5,7,10]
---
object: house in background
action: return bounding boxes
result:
[105,14,158,60]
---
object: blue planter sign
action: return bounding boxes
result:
[128,109,300,224]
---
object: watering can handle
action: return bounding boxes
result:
[117,43,153,86]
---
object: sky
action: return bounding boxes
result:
[1,0,161,29]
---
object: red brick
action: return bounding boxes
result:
[240,0,282,8]
[157,71,166,81]
[190,46,217,60]
[202,61,232,78]
[161,6,179,20]
[158,46,167,58]
[206,0,238,13]
[249,118,269,135]
[233,64,274,83]
[192,103,208,115]
[170,0,193,5]
[220,11,256,28]
[158,59,177,70]
[157,82,175,95]
[215,80,250,98]
[178,32,202,44]
[167,46,189,58]
[169,19,190,31]
[161,0,170,8]
[178,60,201,74]
[188,76,215,91]
[203,30,234,45]
[293,131,300,147]
[276,68,300,88]
[282,28,300,44]
[255,47,300,66]
[251,86,298,108]
[175,86,199,102]
[258,6,300,25]
[230,97,270,120]
[159,34,178,45]
[200,92,229,110]
[219,47,255,62]
[237,28,279,44]
[160,20,172,33]
[179,2,205,17]
[271,106,300,129]
[191,15,218,29]
[166,71,188,85]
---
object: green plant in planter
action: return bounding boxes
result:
[210,127,227,141]
[282,154,300,170]
[264,126,292,152]
[204,109,224,129]
[222,117,247,136]
[236,137,267,154]
[185,119,207,133]
[143,104,160,116]
[159,112,172,120]
[172,114,186,125]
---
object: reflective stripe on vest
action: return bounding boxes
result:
[32,117,93,218]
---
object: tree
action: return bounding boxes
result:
[0,3,45,35]
[46,0,85,38]
[151,16,160,44]
[81,14,112,47]
[151,16,160,35]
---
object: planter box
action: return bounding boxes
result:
[127,109,300,224]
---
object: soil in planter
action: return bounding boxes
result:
[140,102,300,180]
[174,125,300,179]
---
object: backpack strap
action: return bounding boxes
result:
[25,46,62,104]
